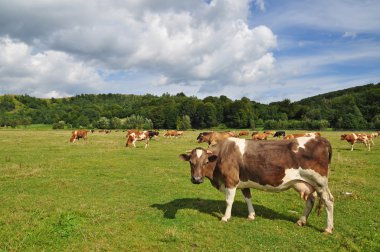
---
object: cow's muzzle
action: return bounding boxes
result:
[191,176,204,184]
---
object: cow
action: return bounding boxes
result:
[251,132,270,140]
[179,136,334,234]
[164,130,183,137]
[273,131,286,138]
[69,130,89,143]
[197,132,213,144]
[126,130,150,148]
[238,131,250,137]
[284,132,321,140]
[340,133,370,151]
[264,130,274,136]
[366,134,375,146]
[197,131,236,147]
[148,130,159,140]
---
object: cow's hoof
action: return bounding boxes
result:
[221,217,229,222]
[247,213,256,220]
[296,219,306,226]
[323,228,333,234]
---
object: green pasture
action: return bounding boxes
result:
[0,129,379,251]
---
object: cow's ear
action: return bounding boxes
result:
[179,154,190,161]
[208,155,218,162]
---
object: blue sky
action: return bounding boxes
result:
[0,0,379,103]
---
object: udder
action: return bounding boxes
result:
[292,182,316,201]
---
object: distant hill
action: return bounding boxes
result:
[0,83,379,130]
[296,83,380,105]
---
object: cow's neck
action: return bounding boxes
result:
[204,162,224,190]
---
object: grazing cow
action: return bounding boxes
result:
[366,134,375,146]
[238,131,250,137]
[164,130,183,137]
[197,132,213,143]
[148,130,159,139]
[251,132,270,140]
[69,130,89,143]
[273,131,286,138]
[284,132,321,140]
[180,136,334,233]
[340,133,370,151]
[263,130,274,136]
[126,130,150,148]
[198,131,236,147]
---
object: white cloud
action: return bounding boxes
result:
[342,31,357,39]
[254,0,265,11]
[0,37,104,97]
[0,0,277,98]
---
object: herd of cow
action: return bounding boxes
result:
[68,128,378,234]
[69,129,379,153]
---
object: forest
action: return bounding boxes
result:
[0,83,379,130]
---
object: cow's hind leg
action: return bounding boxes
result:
[241,188,255,220]
[296,193,315,227]
[293,182,315,227]
[221,187,236,222]
[320,187,334,234]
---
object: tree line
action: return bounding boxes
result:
[0,83,379,130]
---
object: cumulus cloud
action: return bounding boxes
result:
[0,0,277,98]
[0,37,104,97]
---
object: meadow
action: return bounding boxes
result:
[0,129,379,251]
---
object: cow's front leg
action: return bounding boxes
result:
[221,187,236,222]
[241,188,255,220]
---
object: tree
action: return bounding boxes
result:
[110,117,122,129]
[176,115,192,130]
[97,117,110,129]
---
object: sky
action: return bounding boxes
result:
[0,0,379,103]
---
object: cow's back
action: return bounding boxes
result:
[215,137,331,188]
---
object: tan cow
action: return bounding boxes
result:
[70,130,89,143]
[197,131,236,147]
[164,130,183,137]
[251,132,270,140]
[284,132,321,140]
[238,131,250,137]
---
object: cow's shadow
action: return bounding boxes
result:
[151,198,321,231]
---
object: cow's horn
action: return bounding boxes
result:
[206,149,213,154]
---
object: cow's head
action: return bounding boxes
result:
[340,134,347,140]
[179,147,217,184]
[197,132,212,143]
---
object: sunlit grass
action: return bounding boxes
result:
[0,129,379,251]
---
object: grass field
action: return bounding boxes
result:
[0,129,379,251]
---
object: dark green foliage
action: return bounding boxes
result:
[0,83,379,129]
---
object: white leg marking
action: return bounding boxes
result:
[244,196,255,220]
[222,187,236,222]
[321,188,334,233]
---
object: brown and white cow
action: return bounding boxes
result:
[180,136,334,233]
[69,130,89,143]
[340,133,370,151]
[126,130,150,148]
